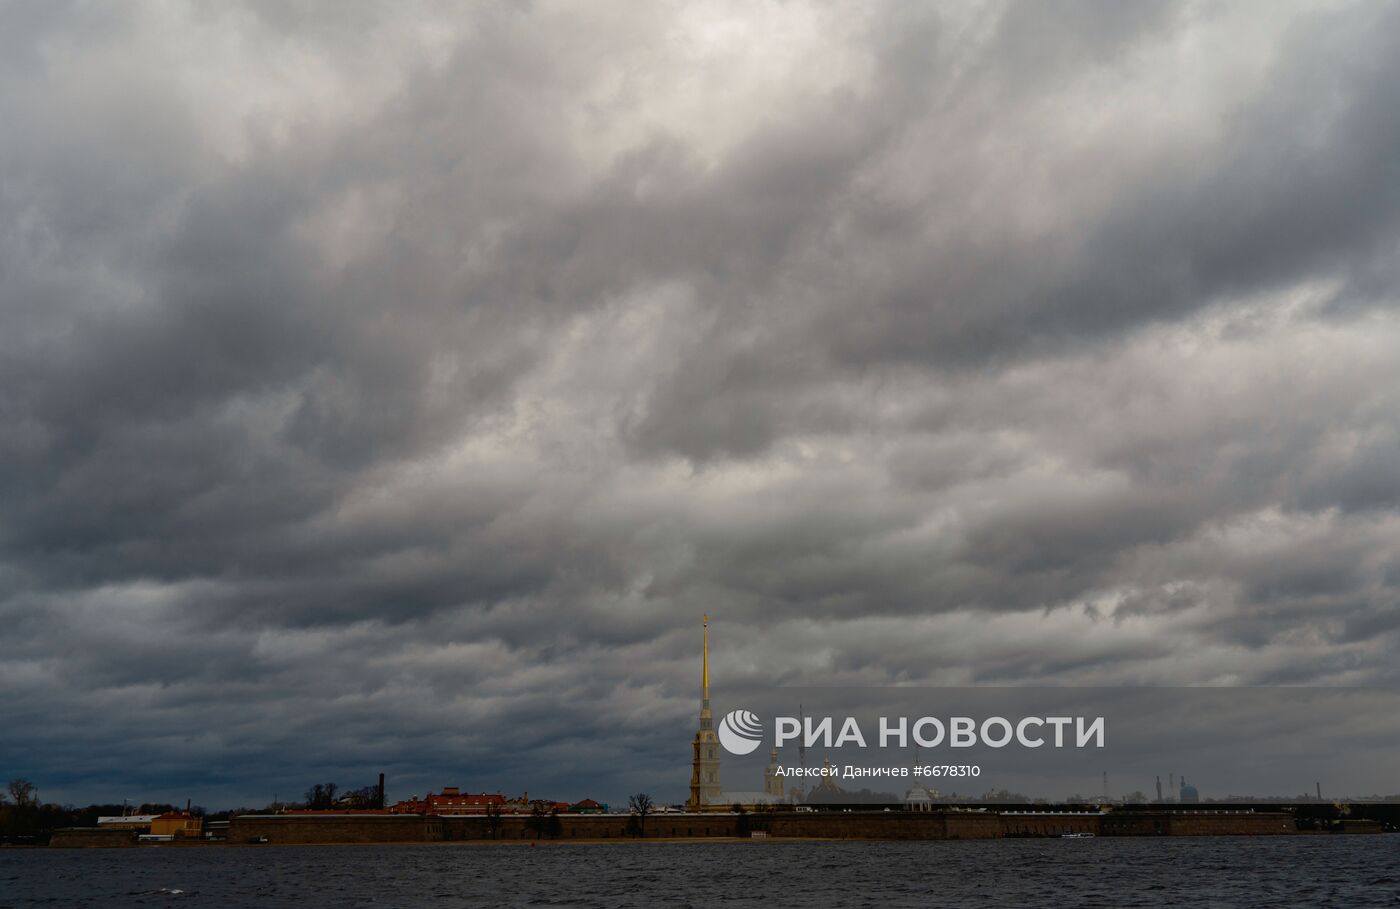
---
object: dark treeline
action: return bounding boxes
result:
[0,775,389,843]
[1,803,199,844]
[1,776,222,845]
[301,782,382,810]
[0,774,348,844]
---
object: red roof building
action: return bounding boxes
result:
[428,790,507,815]
[387,788,587,816]
[391,788,510,815]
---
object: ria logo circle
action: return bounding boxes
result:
[717,708,764,755]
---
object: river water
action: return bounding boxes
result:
[3,837,1398,907]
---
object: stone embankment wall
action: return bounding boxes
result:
[442,814,739,840]
[1000,814,1102,837]
[227,815,442,844]
[101,809,1308,846]
[1099,812,1293,836]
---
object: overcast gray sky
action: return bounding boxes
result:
[3,0,1400,808]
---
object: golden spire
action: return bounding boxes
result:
[702,613,709,699]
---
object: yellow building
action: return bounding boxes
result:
[150,812,202,838]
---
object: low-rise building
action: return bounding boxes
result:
[150,812,203,838]
[96,815,157,832]
[426,788,508,815]
[568,799,608,814]
[391,788,514,815]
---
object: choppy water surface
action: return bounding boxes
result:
[3,837,1399,908]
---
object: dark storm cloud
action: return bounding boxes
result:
[3,1,1400,806]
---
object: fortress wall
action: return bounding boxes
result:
[945,813,1005,839]
[49,828,138,848]
[767,812,947,839]
[1165,813,1294,836]
[1101,812,1294,836]
[765,811,1003,839]
[215,809,1301,845]
[442,814,740,840]
[491,811,1004,840]
[227,815,441,844]
[1101,814,1165,836]
[1333,819,1383,834]
[1000,814,1101,837]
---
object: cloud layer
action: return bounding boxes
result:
[3,0,1400,806]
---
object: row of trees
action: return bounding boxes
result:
[301,782,382,810]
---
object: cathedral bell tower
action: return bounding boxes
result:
[764,749,785,799]
[688,614,723,808]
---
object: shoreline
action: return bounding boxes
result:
[41,832,1395,850]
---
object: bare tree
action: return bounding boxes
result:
[7,779,36,808]
[525,800,551,839]
[484,802,503,840]
[340,785,379,808]
[628,793,653,838]
[303,782,340,809]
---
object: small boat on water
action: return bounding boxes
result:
[1060,833,1095,838]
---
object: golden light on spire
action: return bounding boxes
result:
[702,613,709,698]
